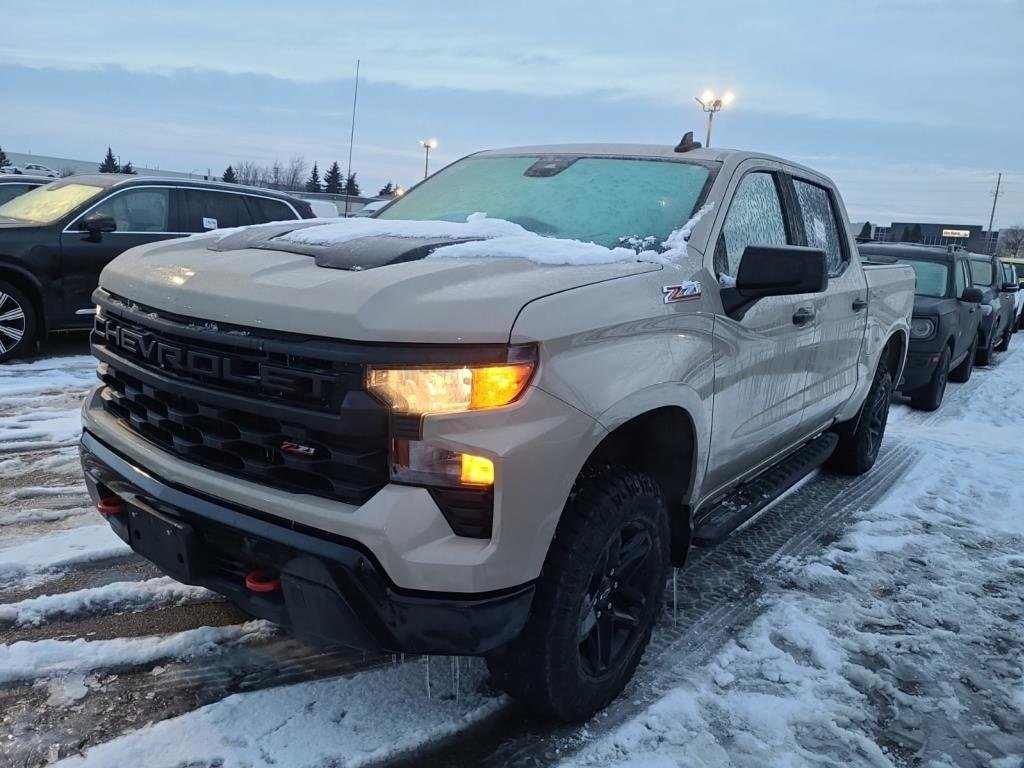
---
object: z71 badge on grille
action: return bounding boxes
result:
[280,441,318,457]
[662,281,702,304]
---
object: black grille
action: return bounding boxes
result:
[93,311,389,506]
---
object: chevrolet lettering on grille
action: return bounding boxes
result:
[95,314,338,402]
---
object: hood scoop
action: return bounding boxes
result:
[208,223,484,271]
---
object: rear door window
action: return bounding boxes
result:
[183,190,254,231]
[246,196,298,223]
[792,179,846,276]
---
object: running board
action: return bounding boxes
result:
[692,432,838,547]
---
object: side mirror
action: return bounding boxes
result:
[721,245,828,316]
[1002,282,1019,293]
[79,212,116,241]
[961,287,985,303]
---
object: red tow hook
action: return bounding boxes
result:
[245,569,282,593]
[96,495,125,517]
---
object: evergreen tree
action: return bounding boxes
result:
[99,147,119,173]
[378,181,396,197]
[857,222,872,240]
[323,161,343,194]
[344,172,360,196]
[119,161,136,175]
[305,162,322,192]
[222,165,237,183]
[0,146,9,168]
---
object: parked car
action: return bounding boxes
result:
[1000,259,1024,332]
[1,163,60,177]
[356,199,391,217]
[0,175,51,206]
[80,143,914,722]
[860,243,983,410]
[1002,256,1024,328]
[0,175,315,361]
[968,252,1016,364]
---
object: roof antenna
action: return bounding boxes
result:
[674,131,702,153]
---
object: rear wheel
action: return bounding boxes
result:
[0,280,37,363]
[488,468,670,723]
[828,359,892,475]
[909,346,949,411]
[948,335,976,383]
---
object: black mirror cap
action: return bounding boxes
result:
[735,245,828,299]
[80,212,117,234]
[1002,283,1020,293]
[961,287,985,303]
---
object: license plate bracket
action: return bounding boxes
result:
[126,502,199,582]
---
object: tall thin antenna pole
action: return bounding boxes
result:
[987,172,1002,254]
[344,59,360,216]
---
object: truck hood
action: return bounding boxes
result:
[99,223,660,343]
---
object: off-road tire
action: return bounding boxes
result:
[995,322,1012,352]
[976,331,994,366]
[0,280,37,363]
[948,335,976,383]
[909,346,949,412]
[487,467,670,723]
[828,359,892,476]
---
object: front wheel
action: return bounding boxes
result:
[488,468,670,723]
[909,346,949,411]
[948,335,976,383]
[828,359,892,475]
[0,280,37,363]
[995,322,1012,352]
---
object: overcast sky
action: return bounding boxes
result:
[2,0,1022,226]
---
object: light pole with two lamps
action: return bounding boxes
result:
[419,138,437,179]
[694,90,734,148]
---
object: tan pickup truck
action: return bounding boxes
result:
[80,141,914,721]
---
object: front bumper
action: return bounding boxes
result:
[80,430,534,655]
[898,349,940,392]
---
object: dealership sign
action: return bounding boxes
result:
[942,229,971,238]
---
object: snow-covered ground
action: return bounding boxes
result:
[1,341,1023,767]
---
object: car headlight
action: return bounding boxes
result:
[909,317,936,340]
[367,361,534,415]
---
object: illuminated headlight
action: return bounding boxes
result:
[909,317,936,340]
[391,440,494,487]
[368,360,534,415]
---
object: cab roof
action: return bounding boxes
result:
[44,174,305,202]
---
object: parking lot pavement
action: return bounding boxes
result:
[2,340,1023,767]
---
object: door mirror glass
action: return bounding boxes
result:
[79,211,117,241]
[961,286,985,303]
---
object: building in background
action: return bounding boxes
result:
[852,221,1000,254]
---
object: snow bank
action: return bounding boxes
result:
[0,577,214,626]
[57,658,504,768]
[0,620,274,684]
[0,524,130,582]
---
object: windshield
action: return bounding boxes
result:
[902,258,949,298]
[377,155,711,248]
[0,182,105,224]
[970,259,995,287]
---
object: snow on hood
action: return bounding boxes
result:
[203,206,715,268]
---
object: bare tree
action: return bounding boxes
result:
[59,166,76,178]
[283,156,307,191]
[998,226,1024,259]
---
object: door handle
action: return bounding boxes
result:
[852,298,867,312]
[792,307,816,326]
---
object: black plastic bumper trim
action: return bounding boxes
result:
[80,429,534,655]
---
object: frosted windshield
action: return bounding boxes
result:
[378,156,710,248]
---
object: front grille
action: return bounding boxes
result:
[93,310,389,506]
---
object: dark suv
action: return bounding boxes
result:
[968,252,1017,365]
[0,175,315,361]
[861,243,983,410]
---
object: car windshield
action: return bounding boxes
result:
[970,259,995,287]
[377,155,711,248]
[0,182,105,224]
[902,258,949,298]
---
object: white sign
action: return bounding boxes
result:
[203,217,218,230]
[942,229,970,239]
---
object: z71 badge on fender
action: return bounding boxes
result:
[662,281,702,304]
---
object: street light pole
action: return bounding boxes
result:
[420,138,437,179]
[694,90,735,148]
